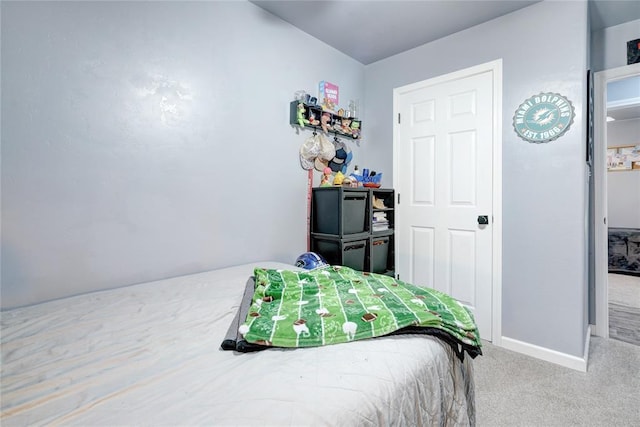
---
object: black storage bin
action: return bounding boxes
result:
[370,236,390,274]
[311,233,367,271]
[312,187,368,236]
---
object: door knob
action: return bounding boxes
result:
[477,215,489,225]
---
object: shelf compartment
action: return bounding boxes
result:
[290,101,362,139]
[370,236,390,274]
[312,187,369,236]
[311,233,368,272]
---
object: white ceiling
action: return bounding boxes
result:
[251,0,640,65]
[252,0,640,120]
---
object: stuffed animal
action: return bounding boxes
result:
[321,113,331,133]
[341,118,352,135]
[297,103,310,128]
[308,111,320,126]
[350,120,361,139]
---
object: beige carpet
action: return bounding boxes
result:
[472,275,640,426]
[475,337,640,426]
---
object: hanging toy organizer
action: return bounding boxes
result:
[289,101,362,140]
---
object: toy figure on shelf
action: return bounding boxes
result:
[321,113,331,133]
[333,171,345,186]
[308,110,320,126]
[320,167,333,187]
[341,118,352,135]
[350,120,361,139]
[297,103,310,128]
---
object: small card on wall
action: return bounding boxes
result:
[319,81,339,112]
[628,38,640,65]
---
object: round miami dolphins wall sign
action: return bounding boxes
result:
[513,92,575,143]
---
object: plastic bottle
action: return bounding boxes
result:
[350,166,362,187]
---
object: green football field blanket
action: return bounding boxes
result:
[237,265,482,358]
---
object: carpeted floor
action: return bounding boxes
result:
[472,275,639,425]
[474,337,640,426]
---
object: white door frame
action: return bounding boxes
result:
[593,62,640,338]
[392,59,503,344]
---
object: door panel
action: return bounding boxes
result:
[396,69,494,339]
[450,130,477,205]
[449,229,476,306]
[411,136,435,204]
[411,226,435,288]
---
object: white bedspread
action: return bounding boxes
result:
[1,262,475,426]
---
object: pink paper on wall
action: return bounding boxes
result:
[319,81,339,112]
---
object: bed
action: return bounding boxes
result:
[1,262,478,426]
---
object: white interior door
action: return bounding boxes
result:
[393,65,497,341]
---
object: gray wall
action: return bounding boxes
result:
[1,1,364,308]
[363,1,589,357]
[591,19,640,72]
[607,118,640,229]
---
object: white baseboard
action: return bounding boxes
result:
[500,326,590,372]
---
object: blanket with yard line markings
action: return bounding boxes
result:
[221,265,482,360]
